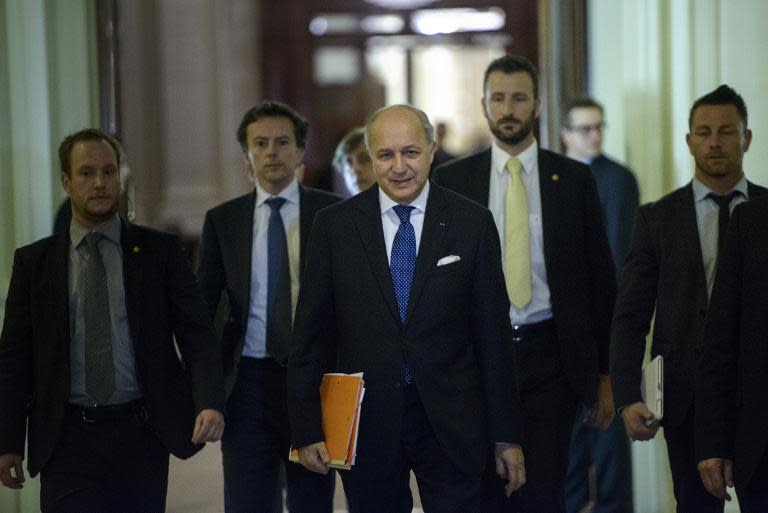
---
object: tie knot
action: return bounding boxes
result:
[85,231,104,252]
[393,204,415,224]
[506,157,522,176]
[708,191,739,210]
[265,196,286,211]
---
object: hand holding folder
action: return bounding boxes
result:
[641,355,663,427]
[290,372,365,470]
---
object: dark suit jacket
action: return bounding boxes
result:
[0,221,225,476]
[287,184,521,476]
[590,154,639,274]
[611,181,767,429]
[433,148,616,406]
[198,185,341,395]
[696,196,768,491]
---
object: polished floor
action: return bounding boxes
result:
[166,442,424,513]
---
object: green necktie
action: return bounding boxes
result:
[84,232,115,404]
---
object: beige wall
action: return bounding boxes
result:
[588,1,768,512]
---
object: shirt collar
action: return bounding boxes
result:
[255,177,300,207]
[70,214,121,249]
[692,174,748,203]
[379,180,430,215]
[491,139,539,177]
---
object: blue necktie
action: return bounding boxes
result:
[391,205,416,383]
[265,197,291,363]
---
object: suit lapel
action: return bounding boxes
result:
[352,187,401,325]
[406,185,450,324]
[235,191,256,323]
[121,221,144,344]
[538,150,560,272]
[469,150,492,206]
[677,184,708,301]
[51,230,71,346]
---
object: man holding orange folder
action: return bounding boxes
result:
[288,104,525,513]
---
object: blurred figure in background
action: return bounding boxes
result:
[430,121,457,171]
[561,97,638,513]
[333,127,375,196]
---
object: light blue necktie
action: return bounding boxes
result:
[390,205,416,383]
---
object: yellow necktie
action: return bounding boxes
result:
[504,157,532,308]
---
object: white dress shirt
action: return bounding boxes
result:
[488,140,553,325]
[243,179,301,358]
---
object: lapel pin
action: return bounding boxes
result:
[439,221,447,228]
[132,245,141,254]
[552,174,560,182]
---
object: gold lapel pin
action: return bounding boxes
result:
[552,174,560,182]
[132,245,141,253]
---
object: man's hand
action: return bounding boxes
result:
[620,401,659,441]
[297,441,331,475]
[587,374,615,429]
[0,453,24,490]
[495,443,526,497]
[191,409,225,444]
[698,457,734,501]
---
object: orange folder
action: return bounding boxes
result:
[290,372,365,470]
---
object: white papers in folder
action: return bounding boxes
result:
[641,355,663,426]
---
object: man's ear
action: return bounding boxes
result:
[242,152,254,182]
[61,172,71,194]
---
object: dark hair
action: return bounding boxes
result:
[689,85,748,129]
[562,97,604,127]
[483,54,539,99]
[59,128,121,176]
[236,101,309,151]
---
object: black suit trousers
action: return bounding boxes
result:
[663,406,723,513]
[497,323,579,513]
[40,406,168,513]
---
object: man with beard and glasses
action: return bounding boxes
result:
[433,54,616,513]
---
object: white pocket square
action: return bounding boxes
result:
[437,255,461,267]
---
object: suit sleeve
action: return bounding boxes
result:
[616,174,640,275]
[288,210,337,449]
[0,250,34,456]
[472,209,522,443]
[695,207,743,462]
[610,207,659,408]
[583,171,618,375]
[164,235,225,413]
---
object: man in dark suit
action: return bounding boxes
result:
[433,55,616,513]
[611,85,765,513]
[288,104,525,513]
[561,97,638,513]
[0,128,226,513]
[198,101,338,513]
[696,196,768,512]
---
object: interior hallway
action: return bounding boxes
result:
[167,442,424,513]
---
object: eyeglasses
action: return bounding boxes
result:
[568,122,606,135]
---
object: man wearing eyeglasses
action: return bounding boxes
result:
[561,98,638,513]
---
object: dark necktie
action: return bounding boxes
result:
[390,205,416,384]
[83,232,115,404]
[265,197,291,364]
[709,191,739,256]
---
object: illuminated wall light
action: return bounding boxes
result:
[361,14,405,34]
[309,17,329,35]
[308,14,360,35]
[411,8,505,35]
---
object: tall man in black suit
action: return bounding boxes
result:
[561,97,638,513]
[433,54,616,513]
[198,101,338,513]
[611,85,766,513]
[0,129,226,512]
[288,104,525,513]
[696,196,768,512]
